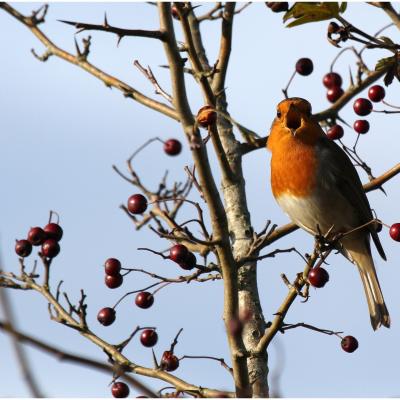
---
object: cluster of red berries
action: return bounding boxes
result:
[352,85,385,135]
[323,71,344,104]
[325,83,387,140]
[15,222,63,259]
[104,258,123,289]
[169,244,197,270]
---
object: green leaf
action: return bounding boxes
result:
[284,2,342,28]
[375,56,395,71]
[339,2,347,13]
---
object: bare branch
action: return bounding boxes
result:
[0,3,179,121]
[0,320,157,398]
[59,17,165,42]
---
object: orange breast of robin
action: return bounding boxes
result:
[269,134,318,198]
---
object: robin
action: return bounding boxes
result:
[267,97,390,330]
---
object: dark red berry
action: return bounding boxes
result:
[389,223,400,242]
[127,194,147,214]
[266,2,289,12]
[105,258,121,276]
[171,5,180,20]
[164,139,182,156]
[161,351,180,372]
[368,85,385,102]
[15,239,32,257]
[327,86,344,103]
[43,223,63,242]
[353,98,373,116]
[169,244,189,264]
[341,335,358,353]
[323,72,342,88]
[140,329,158,347]
[328,22,340,34]
[326,125,344,140]
[41,239,60,258]
[135,292,154,309]
[105,273,123,289]
[112,382,130,398]
[353,120,370,134]
[196,106,217,128]
[308,267,329,288]
[295,58,313,76]
[178,252,197,270]
[97,307,116,326]
[27,227,46,246]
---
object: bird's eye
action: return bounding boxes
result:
[305,107,312,117]
[277,110,282,118]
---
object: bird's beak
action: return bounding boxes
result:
[285,104,301,136]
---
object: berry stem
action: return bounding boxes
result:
[281,70,296,99]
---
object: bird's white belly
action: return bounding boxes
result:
[276,193,356,236]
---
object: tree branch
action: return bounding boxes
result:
[0,320,157,397]
[0,3,179,121]
[158,3,250,396]
[59,17,165,43]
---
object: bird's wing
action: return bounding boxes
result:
[316,136,386,260]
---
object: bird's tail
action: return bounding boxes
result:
[343,237,390,330]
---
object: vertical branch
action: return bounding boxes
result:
[211,3,271,397]
[157,3,250,397]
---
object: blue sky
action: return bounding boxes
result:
[1,2,400,397]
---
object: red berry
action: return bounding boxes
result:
[15,239,32,257]
[97,307,116,326]
[140,329,158,347]
[266,2,289,12]
[161,351,180,372]
[43,223,63,242]
[27,227,46,246]
[353,120,370,134]
[323,72,342,88]
[171,5,180,20]
[327,86,344,103]
[353,98,373,116]
[389,223,400,242]
[169,244,189,264]
[127,194,147,214]
[326,125,344,140]
[111,382,130,398]
[135,292,154,309]
[105,258,121,276]
[295,58,313,76]
[368,85,385,102]
[41,239,60,258]
[308,267,329,288]
[178,252,197,270]
[196,106,217,128]
[164,139,182,156]
[105,273,123,289]
[341,335,358,353]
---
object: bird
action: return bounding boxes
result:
[267,97,390,330]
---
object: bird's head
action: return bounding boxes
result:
[268,97,323,150]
